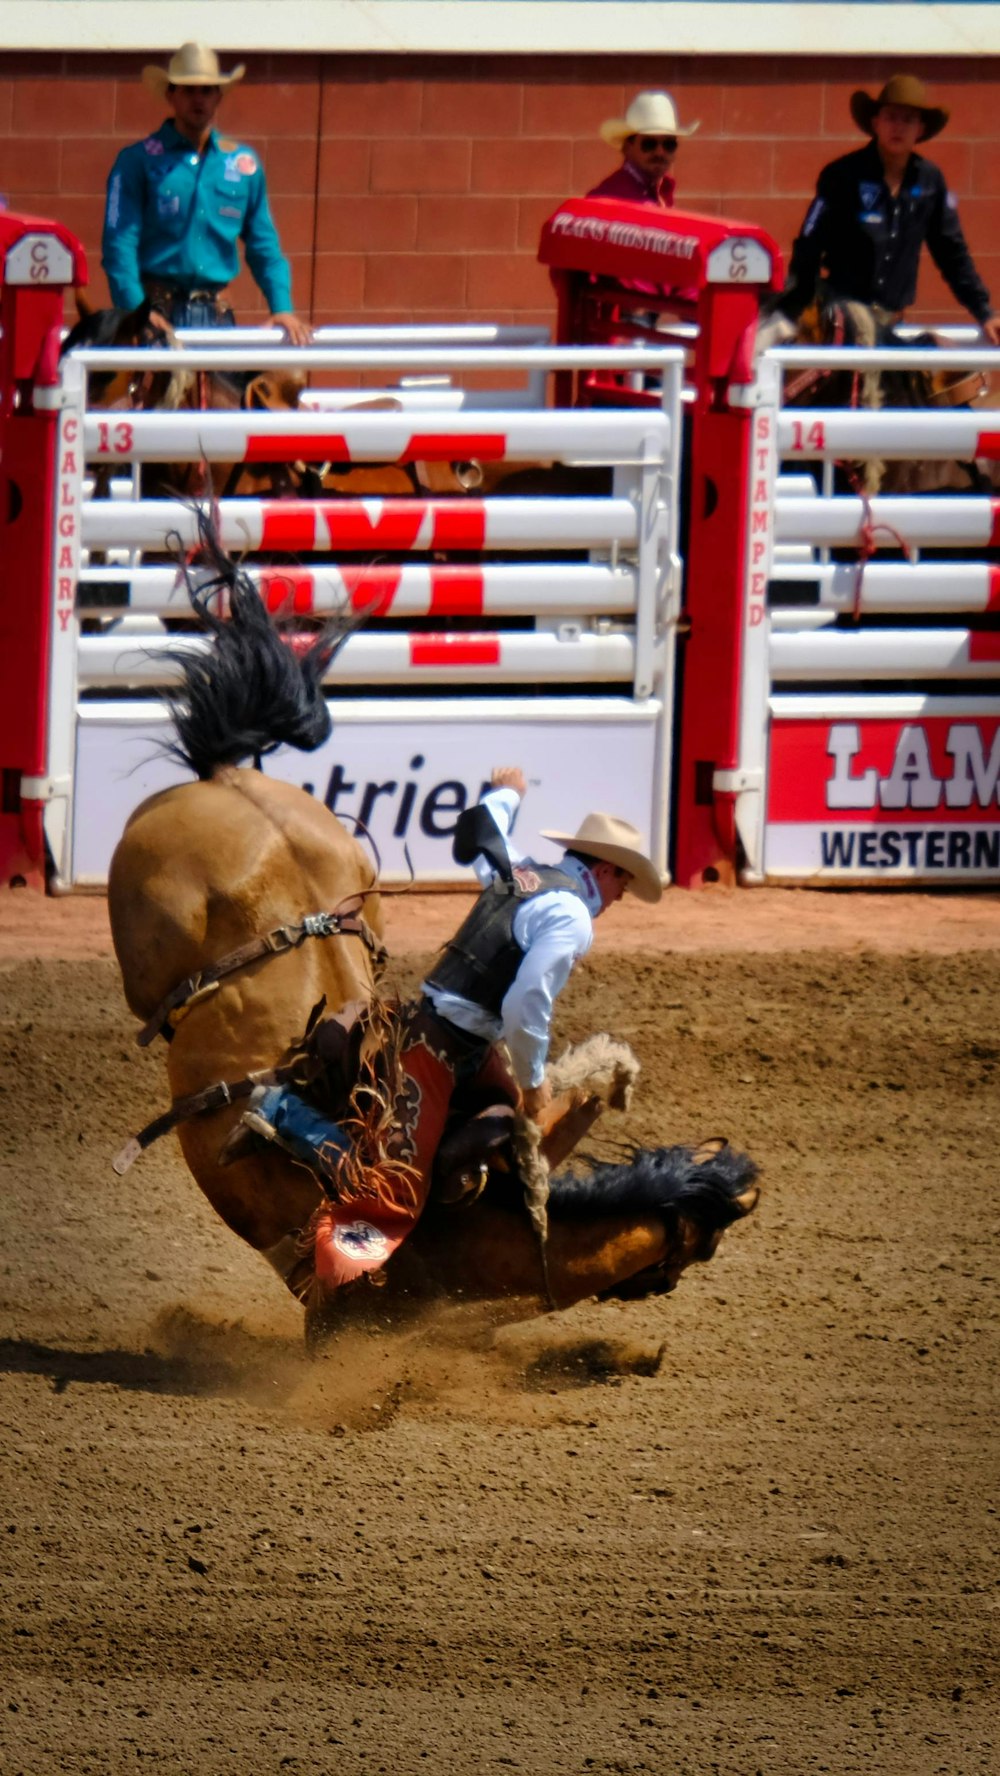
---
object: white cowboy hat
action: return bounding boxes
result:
[600,90,700,150]
[143,42,246,100]
[541,812,664,903]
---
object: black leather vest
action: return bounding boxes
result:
[425,862,586,1018]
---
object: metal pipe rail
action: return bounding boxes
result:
[768,345,1000,371]
[169,324,553,347]
[775,494,1000,548]
[83,407,674,465]
[770,628,1000,680]
[69,344,688,374]
[77,561,639,619]
[776,409,1000,461]
[81,496,645,554]
[77,629,637,689]
[769,561,1000,614]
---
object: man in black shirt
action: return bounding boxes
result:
[776,73,1000,343]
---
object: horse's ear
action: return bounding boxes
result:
[732,1185,760,1218]
[74,287,93,319]
[690,1136,727,1166]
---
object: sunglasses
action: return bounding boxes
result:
[637,135,679,153]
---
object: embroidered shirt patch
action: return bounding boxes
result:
[331,1220,392,1263]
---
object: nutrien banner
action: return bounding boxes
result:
[71,702,666,887]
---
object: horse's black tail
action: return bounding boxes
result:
[163,505,358,781]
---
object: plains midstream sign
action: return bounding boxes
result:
[4,3,999,57]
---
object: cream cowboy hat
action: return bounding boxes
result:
[143,42,246,100]
[541,813,664,903]
[850,74,948,143]
[600,90,700,150]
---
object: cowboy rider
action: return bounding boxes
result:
[587,89,700,210]
[774,73,1000,344]
[101,41,312,344]
[229,767,663,1296]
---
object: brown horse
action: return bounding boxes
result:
[107,528,759,1344]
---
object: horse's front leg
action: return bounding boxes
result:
[536,1090,605,1172]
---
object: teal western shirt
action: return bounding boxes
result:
[102,119,293,313]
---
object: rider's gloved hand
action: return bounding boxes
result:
[521,1080,552,1122]
[490,766,527,797]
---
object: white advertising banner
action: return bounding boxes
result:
[72,698,666,888]
[764,700,1000,882]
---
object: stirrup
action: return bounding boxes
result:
[218,1084,351,1193]
[217,1085,284,1166]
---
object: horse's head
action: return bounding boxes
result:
[584,1136,760,1302]
[60,297,194,410]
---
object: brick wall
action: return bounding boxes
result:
[2,51,998,329]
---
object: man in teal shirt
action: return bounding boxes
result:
[102,42,311,343]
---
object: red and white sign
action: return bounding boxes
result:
[766,711,1000,879]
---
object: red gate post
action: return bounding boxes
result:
[539,200,782,886]
[0,213,88,889]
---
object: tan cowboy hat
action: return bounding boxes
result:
[600,90,700,150]
[850,74,949,143]
[143,42,246,100]
[541,813,664,903]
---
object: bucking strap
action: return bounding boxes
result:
[135,907,386,1048]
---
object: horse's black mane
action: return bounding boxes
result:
[60,306,128,356]
[164,508,359,780]
[548,1141,758,1231]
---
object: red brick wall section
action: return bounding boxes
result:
[1,51,998,330]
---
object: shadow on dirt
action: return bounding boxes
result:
[0,1313,670,1428]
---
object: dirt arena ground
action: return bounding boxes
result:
[2,887,999,1774]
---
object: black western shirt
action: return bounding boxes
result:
[778,141,993,325]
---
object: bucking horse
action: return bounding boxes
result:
[107,519,759,1346]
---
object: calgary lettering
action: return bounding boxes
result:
[827,721,1000,812]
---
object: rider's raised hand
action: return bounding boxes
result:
[491,766,527,797]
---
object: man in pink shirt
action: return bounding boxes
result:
[588,89,700,209]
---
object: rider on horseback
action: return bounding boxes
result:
[101,42,312,345]
[773,74,1000,345]
[230,768,663,1294]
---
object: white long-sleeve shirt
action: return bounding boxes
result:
[422,787,602,1088]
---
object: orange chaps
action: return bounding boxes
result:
[312,1003,518,1292]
